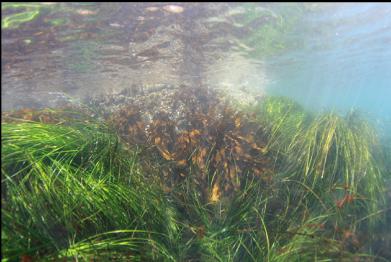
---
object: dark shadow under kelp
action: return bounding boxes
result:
[1,87,390,261]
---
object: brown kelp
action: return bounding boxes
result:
[110,86,275,203]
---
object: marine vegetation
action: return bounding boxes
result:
[1,3,44,29]
[253,97,387,227]
[1,108,181,261]
[110,86,275,203]
[1,2,97,30]
[226,3,307,58]
[1,88,390,261]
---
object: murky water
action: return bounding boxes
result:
[2,3,391,259]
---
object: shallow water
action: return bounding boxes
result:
[2,3,391,130]
[265,3,391,131]
[2,2,391,260]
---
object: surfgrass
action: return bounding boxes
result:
[1,118,180,261]
[167,169,368,261]
[253,96,387,229]
[1,101,389,261]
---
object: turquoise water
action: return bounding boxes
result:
[266,3,391,133]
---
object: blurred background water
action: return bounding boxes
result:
[265,3,391,137]
[2,3,391,135]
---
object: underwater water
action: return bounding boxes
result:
[2,2,391,261]
[265,3,391,134]
[2,3,391,130]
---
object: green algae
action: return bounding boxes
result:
[2,9,41,29]
[2,3,73,30]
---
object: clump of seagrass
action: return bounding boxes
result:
[1,109,180,261]
[110,86,275,203]
[253,97,388,238]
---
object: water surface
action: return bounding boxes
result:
[2,3,390,126]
